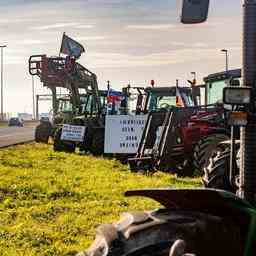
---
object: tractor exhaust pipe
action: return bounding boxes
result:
[240,0,256,203]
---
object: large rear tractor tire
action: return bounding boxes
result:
[78,210,242,256]
[202,149,238,193]
[35,122,52,143]
[193,133,229,174]
[53,128,76,153]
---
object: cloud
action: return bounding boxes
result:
[30,22,94,30]
[83,47,224,69]
[17,39,46,45]
[126,24,176,30]
[75,36,106,41]
[74,24,95,29]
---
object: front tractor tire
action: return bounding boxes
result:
[193,133,229,174]
[202,150,239,193]
[35,122,53,143]
[53,128,76,153]
[78,210,242,256]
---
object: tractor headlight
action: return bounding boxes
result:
[223,86,252,105]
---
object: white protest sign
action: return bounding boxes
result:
[104,115,147,154]
[61,124,85,142]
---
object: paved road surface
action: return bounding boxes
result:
[0,126,35,148]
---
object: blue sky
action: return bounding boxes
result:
[0,0,242,114]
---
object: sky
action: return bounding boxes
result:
[0,0,242,115]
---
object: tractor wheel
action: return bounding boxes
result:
[90,129,104,156]
[193,133,229,174]
[202,150,238,193]
[53,128,76,153]
[78,209,242,256]
[175,158,196,177]
[34,123,52,143]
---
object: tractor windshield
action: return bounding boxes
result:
[57,99,73,113]
[81,94,107,115]
[146,88,193,112]
[204,69,241,105]
[206,80,227,104]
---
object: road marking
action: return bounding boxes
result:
[0,132,33,138]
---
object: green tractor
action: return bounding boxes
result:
[77,1,256,255]
[193,69,242,171]
[53,88,108,154]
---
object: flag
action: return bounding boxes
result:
[176,87,184,107]
[107,89,123,103]
[60,33,85,59]
[107,89,124,115]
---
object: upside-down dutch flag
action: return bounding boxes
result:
[107,89,123,103]
[176,87,184,107]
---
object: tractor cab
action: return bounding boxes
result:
[203,69,241,105]
[144,86,194,113]
[79,90,108,117]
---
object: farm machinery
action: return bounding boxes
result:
[28,54,106,147]
[77,1,256,255]
[56,83,196,156]
[53,84,147,155]
[128,69,242,176]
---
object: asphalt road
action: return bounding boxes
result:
[0,126,35,148]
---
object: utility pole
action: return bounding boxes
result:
[239,0,256,202]
[221,49,229,72]
[0,45,6,120]
[32,76,36,120]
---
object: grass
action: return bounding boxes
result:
[0,143,201,256]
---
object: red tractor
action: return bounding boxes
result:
[129,69,241,176]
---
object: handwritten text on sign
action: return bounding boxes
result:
[61,124,85,142]
[104,115,147,154]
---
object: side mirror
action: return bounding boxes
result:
[181,0,210,24]
[223,86,252,105]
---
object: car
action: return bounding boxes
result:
[8,117,24,127]
[39,116,50,123]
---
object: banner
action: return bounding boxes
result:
[61,124,85,142]
[104,115,147,154]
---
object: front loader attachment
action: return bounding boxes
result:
[129,107,196,174]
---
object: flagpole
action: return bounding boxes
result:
[59,32,65,57]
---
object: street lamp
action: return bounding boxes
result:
[0,45,7,120]
[221,49,229,72]
[32,76,36,120]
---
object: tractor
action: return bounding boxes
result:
[193,69,242,171]
[29,54,101,144]
[53,83,148,155]
[128,70,242,176]
[77,1,256,255]
[53,88,109,154]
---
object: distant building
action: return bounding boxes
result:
[18,113,33,121]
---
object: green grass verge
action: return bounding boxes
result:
[0,144,201,256]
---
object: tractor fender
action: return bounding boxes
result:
[219,139,240,146]
[125,189,252,220]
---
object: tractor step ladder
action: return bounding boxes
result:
[129,109,177,171]
[129,108,195,172]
